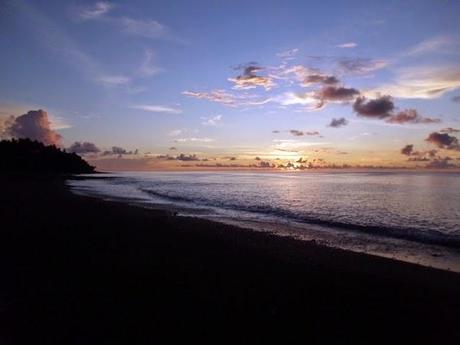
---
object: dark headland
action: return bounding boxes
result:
[0,141,459,345]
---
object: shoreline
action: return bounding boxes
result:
[1,174,460,344]
[68,173,460,273]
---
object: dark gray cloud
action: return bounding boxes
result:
[440,127,460,133]
[426,157,456,169]
[289,129,320,137]
[169,146,177,150]
[102,146,138,158]
[353,95,394,119]
[385,109,441,124]
[401,144,414,156]
[303,74,339,86]
[425,132,460,150]
[175,153,201,161]
[338,58,387,74]
[68,141,100,155]
[316,86,360,107]
[452,95,460,103]
[3,110,62,146]
[354,96,440,124]
[157,153,202,161]
[229,63,274,90]
[258,161,272,167]
[400,144,439,162]
[328,117,348,128]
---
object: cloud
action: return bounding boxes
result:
[405,36,454,57]
[169,146,177,151]
[139,49,161,77]
[201,114,222,126]
[370,65,460,99]
[102,146,138,158]
[440,127,460,133]
[278,92,317,106]
[276,48,299,59]
[338,58,387,74]
[228,64,275,90]
[452,95,460,103]
[336,42,358,49]
[353,95,394,119]
[272,139,325,151]
[425,132,460,150]
[302,74,339,86]
[401,144,414,156]
[3,110,62,146]
[385,109,441,124]
[315,86,360,108]
[68,141,100,155]
[174,137,213,143]
[289,129,320,137]
[76,1,113,20]
[278,65,317,81]
[96,75,131,86]
[328,117,349,128]
[183,89,271,107]
[168,129,183,137]
[182,90,236,106]
[120,17,168,39]
[131,105,182,114]
[175,153,201,161]
[426,157,456,169]
[156,153,203,161]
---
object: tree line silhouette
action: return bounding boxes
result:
[0,138,95,174]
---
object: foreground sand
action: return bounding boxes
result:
[0,175,459,345]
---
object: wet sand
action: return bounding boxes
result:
[0,174,459,345]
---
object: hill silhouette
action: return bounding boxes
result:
[0,138,95,174]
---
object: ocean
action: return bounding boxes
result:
[68,171,460,272]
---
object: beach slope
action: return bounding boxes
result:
[0,175,459,345]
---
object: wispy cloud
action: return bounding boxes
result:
[276,48,299,59]
[138,49,162,77]
[96,75,131,86]
[183,90,271,107]
[272,139,325,151]
[75,1,113,20]
[120,17,168,39]
[201,114,223,126]
[131,105,182,114]
[175,137,214,143]
[183,90,236,106]
[336,42,358,49]
[338,58,387,75]
[168,129,183,136]
[369,65,460,99]
[405,36,455,57]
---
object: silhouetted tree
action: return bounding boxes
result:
[0,138,95,174]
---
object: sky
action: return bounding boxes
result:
[1,0,460,170]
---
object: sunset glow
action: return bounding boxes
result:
[1,0,459,170]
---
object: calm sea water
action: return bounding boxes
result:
[68,171,460,272]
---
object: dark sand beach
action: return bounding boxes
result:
[1,174,459,345]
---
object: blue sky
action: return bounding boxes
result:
[1,0,460,169]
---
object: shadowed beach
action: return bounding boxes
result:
[0,174,459,345]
